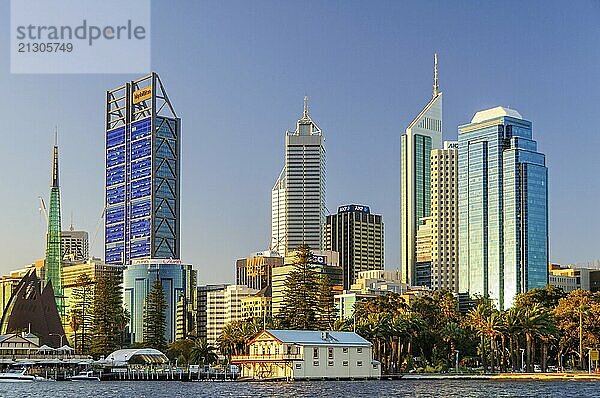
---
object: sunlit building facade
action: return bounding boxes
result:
[105,73,180,265]
[400,55,443,285]
[458,107,548,309]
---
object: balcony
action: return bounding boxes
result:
[231,353,303,363]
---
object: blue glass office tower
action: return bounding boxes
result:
[458,107,548,309]
[105,73,180,265]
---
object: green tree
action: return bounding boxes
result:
[190,338,218,366]
[90,273,129,357]
[166,339,195,365]
[278,245,321,329]
[68,273,94,354]
[143,279,167,351]
[317,275,336,330]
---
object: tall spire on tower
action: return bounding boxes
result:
[45,127,64,320]
[303,95,309,118]
[433,53,439,98]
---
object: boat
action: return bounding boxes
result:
[67,370,100,381]
[0,367,48,382]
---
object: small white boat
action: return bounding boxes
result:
[0,368,48,382]
[67,370,100,381]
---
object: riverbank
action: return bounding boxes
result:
[399,372,600,381]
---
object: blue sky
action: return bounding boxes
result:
[1,1,599,283]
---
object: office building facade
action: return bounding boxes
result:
[430,142,459,291]
[122,259,196,343]
[205,285,258,347]
[271,97,326,256]
[235,251,283,291]
[458,107,548,309]
[61,229,89,263]
[197,284,228,340]
[324,205,384,289]
[105,73,181,265]
[400,55,443,285]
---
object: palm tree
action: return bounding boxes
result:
[483,311,503,372]
[441,321,463,369]
[504,307,524,371]
[190,338,218,367]
[521,304,553,372]
[467,301,493,371]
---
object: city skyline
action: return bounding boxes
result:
[1,1,599,284]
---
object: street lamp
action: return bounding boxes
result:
[520,349,525,372]
[455,350,460,373]
[49,333,65,348]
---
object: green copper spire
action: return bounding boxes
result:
[45,131,64,318]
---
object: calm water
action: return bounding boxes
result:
[0,380,595,397]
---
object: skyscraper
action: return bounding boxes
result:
[400,54,443,285]
[271,97,326,255]
[105,73,180,265]
[45,135,63,316]
[430,141,459,291]
[323,205,384,289]
[458,107,548,309]
[61,228,89,263]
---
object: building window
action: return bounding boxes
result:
[313,361,319,367]
[328,348,334,359]
[295,363,302,369]
[357,361,363,367]
[328,361,334,367]
[343,347,348,354]
[357,348,362,354]
[313,348,319,359]
[343,361,348,367]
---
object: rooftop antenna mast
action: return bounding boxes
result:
[303,95,309,118]
[433,53,439,97]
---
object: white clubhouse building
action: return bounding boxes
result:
[232,330,380,380]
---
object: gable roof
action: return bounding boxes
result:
[253,330,371,347]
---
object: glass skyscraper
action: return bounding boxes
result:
[400,54,443,285]
[458,106,548,309]
[105,73,180,265]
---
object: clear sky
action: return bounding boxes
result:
[1,1,599,284]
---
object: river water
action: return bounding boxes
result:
[0,379,595,397]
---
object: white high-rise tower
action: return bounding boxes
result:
[400,54,443,285]
[271,97,326,255]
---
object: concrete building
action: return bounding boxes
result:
[271,250,342,316]
[197,284,228,340]
[458,107,548,309]
[61,228,89,263]
[549,264,600,293]
[235,251,283,291]
[401,54,443,285]
[205,285,258,347]
[241,286,272,320]
[430,142,459,292]
[415,217,433,287]
[271,97,326,256]
[324,205,384,289]
[105,73,181,265]
[334,270,410,319]
[122,259,196,344]
[232,330,380,380]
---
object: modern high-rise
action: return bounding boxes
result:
[430,141,459,291]
[415,216,432,287]
[271,97,326,256]
[323,205,384,289]
[45,136,64,317]
[400,55,443,285]
[235,250,283,291]
[61,228,89,263]
[205,285,258,347]
[122,259,196,343]
[105,73,180,265]
[458,107,548,309]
